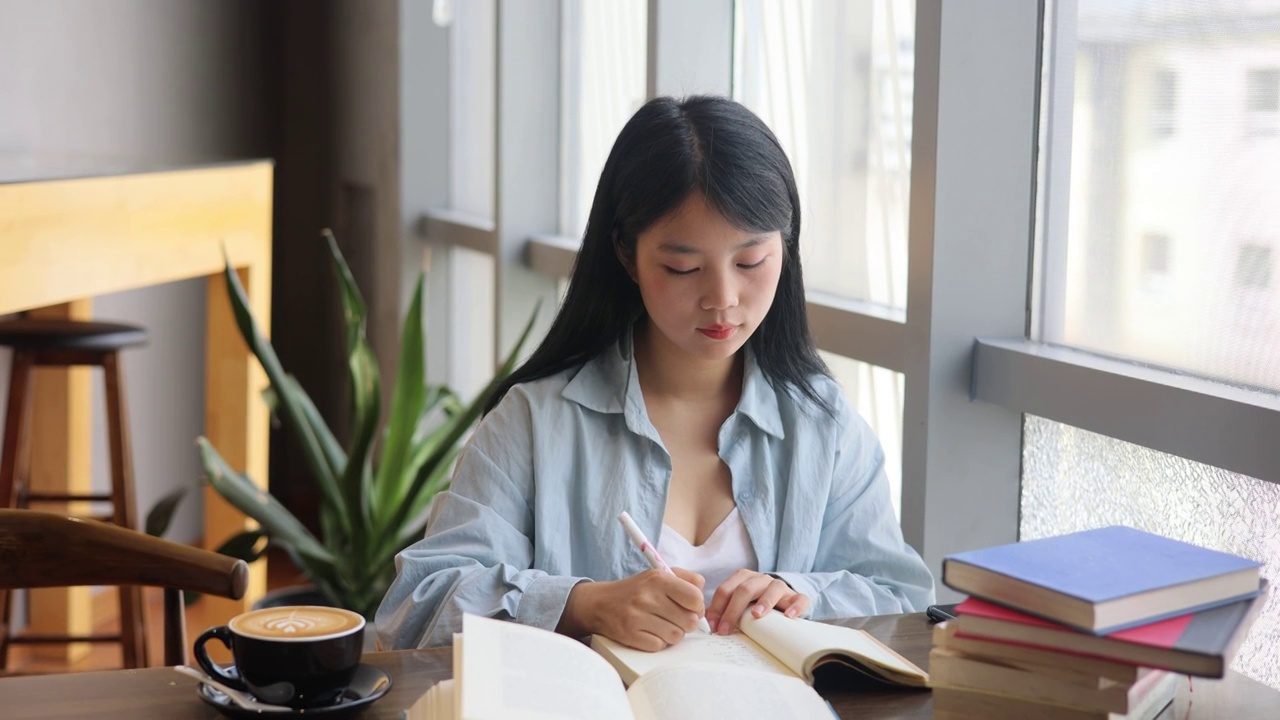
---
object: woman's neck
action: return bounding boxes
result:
[633,321,744,405]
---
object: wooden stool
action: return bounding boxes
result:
[0,318,150,670]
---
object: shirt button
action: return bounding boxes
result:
[737,492,753,503]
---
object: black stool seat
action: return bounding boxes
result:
[0,319,148,351]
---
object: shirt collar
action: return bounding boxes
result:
[562,330,786,440]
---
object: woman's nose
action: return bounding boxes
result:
[700,270,738,310]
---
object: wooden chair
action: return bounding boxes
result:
[0,509,248,669]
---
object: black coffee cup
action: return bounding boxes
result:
[194,605,365,708]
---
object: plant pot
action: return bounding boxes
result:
[252,585,378,651]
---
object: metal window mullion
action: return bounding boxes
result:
[527,234,580,279]
[973,339,1280,487]
[806,293,906,373]
[1033,0,1077,341]
[901,0,1044,595]
[494,0,561,364]
[419,209,498,256]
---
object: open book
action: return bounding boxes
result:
[403,614,837,720]
[591,608,929,689]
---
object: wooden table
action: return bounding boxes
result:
[0,158,273,658]
[2,613,1276,718]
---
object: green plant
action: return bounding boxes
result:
[190,230,535,618]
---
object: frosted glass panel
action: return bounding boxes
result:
[735,0,914,308]
[821,351,903,519]
[1021,415,1280,690]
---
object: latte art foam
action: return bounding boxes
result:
[230,606,364,641]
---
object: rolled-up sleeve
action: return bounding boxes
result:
[374,394,590,649]
[771,404,935,618]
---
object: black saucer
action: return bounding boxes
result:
[196,662,392,719]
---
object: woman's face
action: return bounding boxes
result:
[626,192,784,365]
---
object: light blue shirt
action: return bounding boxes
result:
[376,335,935,649]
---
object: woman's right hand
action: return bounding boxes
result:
[560,568,705,651]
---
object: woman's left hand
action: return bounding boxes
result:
[704,570,810,635]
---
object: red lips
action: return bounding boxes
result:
[697,325,735,340]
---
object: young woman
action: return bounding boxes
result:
[376,95,934,652]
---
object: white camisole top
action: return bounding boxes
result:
[656,507,759,606]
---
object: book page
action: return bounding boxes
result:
[625,663,834,720]
[591,630,796,686]
[459,615,635,720]
[740,610,928,686]
[401,678,457,720]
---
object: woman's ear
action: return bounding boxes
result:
[614,232,638,282]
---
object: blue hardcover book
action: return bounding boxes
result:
[942,526,1262,635]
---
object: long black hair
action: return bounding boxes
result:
[487,95,831,413]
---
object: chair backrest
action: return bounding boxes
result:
[0,509,249,666]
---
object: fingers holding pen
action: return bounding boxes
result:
[601,569,705,650]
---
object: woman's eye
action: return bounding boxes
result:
[738,258,767,270]
[664,266,697,276]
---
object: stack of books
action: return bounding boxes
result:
[931,526,1266,720]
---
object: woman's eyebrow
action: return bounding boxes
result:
[657,236,770,254]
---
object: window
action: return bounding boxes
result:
[1041,1,1280,392]
[447,0,497,399]
[733,0,916,512]
[733,0,915,309]
[1235,244,1273,291]
[1149,69,1178,137]
[560,0,647,239]
[1140,232,1171,292]
[1246,67,1280,136]
[414,4,1280,691]
[821,352,904,519]
[1247,68,1280,111]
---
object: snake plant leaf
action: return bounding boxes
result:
[278,373,348,526]
[421,384,449,418]
[276,374,347,476]
[199,233,538,616]
[378,422,449,541]
[220,253,347,536]
[374,274,427,516]
[197,437,334,570]
[321,229,368,354]
[321,230,382,539]
[399,396,468,499]
[143,486,189,538]
[375,302,540,555]
[216,528,268,564]
[265,374,349,549]
[395,445,461,549]
[342,340,381,532]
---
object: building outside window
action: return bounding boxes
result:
[1246,67,1280,136]
[1030,0,1280,687]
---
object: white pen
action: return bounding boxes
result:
[618,511,714,634]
